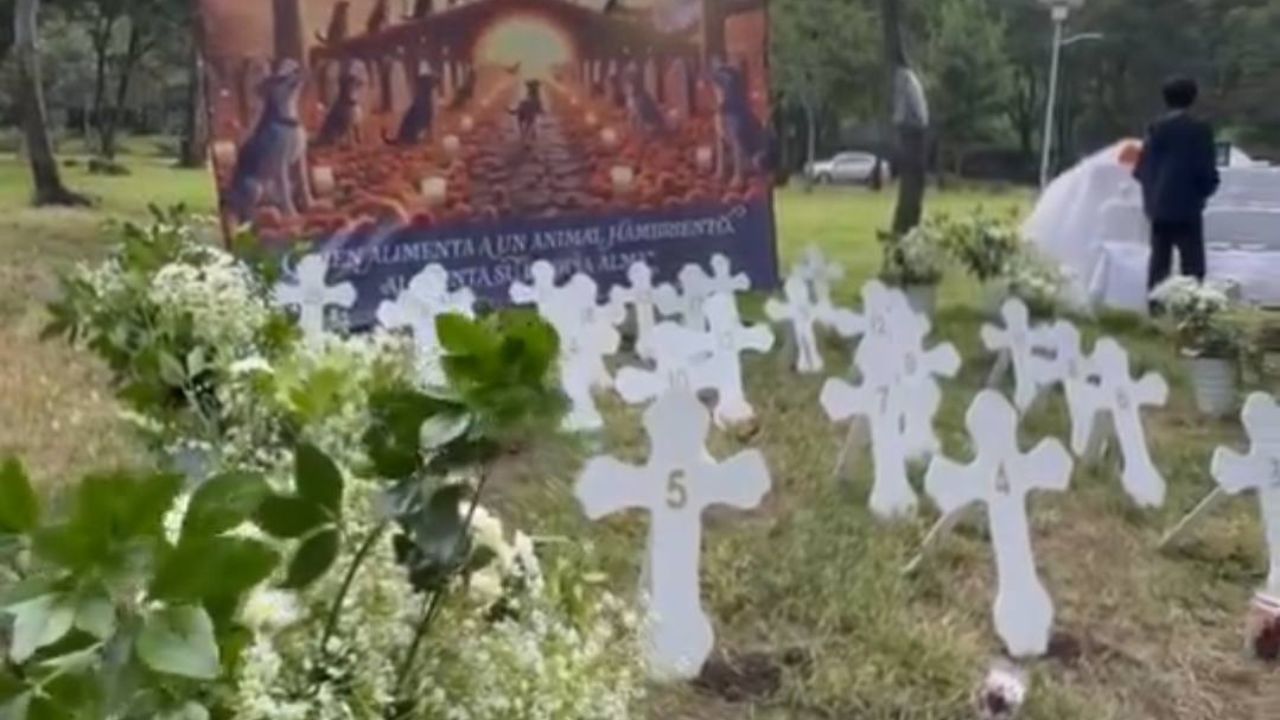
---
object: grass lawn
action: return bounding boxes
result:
[1,152,1278,718]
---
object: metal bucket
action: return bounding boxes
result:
[1185,356,1237,418]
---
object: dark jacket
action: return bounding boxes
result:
[1133,112,1220,223]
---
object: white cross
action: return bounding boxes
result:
[924,390,1073,658]
[850,280,902,363]
[609,261,670,361]
[375,264,475,386]
[890,299,962,460]
[1037,320,1098,453]
[655,254,750,331]
[1079,338,1169,507]
[980,298,1059,412]
[765,274,823,374]
[1212,393,1280,593]
[543,274,623,432]
[615,321,716,406]
[272,253,356,344]
[509,259,562,315]
[796,245,844,309]
[701,293,773,427]
[575,388,771,680]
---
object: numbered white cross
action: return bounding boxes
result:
[765,275,823,374]
[615,321,716,406]
[610,261,671,361]
[822,323,928,518]
[701,293,774,427]
[656,254,750,331]
[1037,320,1098,453]
[575,389,772,680]
[544,274,624,432]
[981,298,1058,412]
[509,259,562,314]
[924,390,1073,658]
[376,264,475,386]
[797,245,844,309]
[272,253,356,344]
[1079,338,1169,507]
[890,299,961,460]
[1212,393,1280,593]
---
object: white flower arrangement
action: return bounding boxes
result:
[993,251,1067,317]
[879,223,946,286]
[1149,277,1239,358]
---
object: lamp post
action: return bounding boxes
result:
[1037,0,1086,189]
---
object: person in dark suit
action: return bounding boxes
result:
[1134,76,1221,293]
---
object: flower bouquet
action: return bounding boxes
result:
[879,221,946,315]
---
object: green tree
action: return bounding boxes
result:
[923,0,1012,177]
[770,0,879,177]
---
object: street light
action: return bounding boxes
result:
[1037,0,1087,190]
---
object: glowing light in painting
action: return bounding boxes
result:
[475,16,576,80]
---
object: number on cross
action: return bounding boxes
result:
[1116,390,1130,411]
[904,353,918,375]
[994,468,1011,496]
[1271,458,1280,489]
[666,470,689,510]
[877,387,890,415]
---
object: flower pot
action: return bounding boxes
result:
[903,284,938,317]
[1184,356,1237,418]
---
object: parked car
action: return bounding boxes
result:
[807,152,889,185]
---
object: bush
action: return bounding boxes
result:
[26,208,647,719]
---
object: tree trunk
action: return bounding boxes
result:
[14,0,88,206]
[802,96,817,193]
[882,0,928,235]
[178,43,209,168]
[102,21,143,161]
[89,16,117,154]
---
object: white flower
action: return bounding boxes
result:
[231,356,274,376]
[240,588,304,631]
[469,566,506,607]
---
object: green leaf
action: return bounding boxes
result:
[72,593,115,640]
[282,528,340,590]
[436,314,496,357]
[5,594,75,663]
[158,352,187,387]
[254,495,328,539]
[364,390,452,480]
[419,411,472,451]
[136,605,220,680]
[157,702,209,720]
[411,484,470,569]
[185,348,208,378]
[181,472,269,539]
[0,459,39,534]
[0,692,31,720]
[294,444,343,515]
[151,537,278,603]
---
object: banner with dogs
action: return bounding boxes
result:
[197,0,778,324]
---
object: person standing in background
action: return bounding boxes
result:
[1134,76,1221,297]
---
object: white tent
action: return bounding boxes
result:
[1024,141,1280,312]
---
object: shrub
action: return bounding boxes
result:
[27,208,647,719]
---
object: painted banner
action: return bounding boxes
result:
[197,0,778,325]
